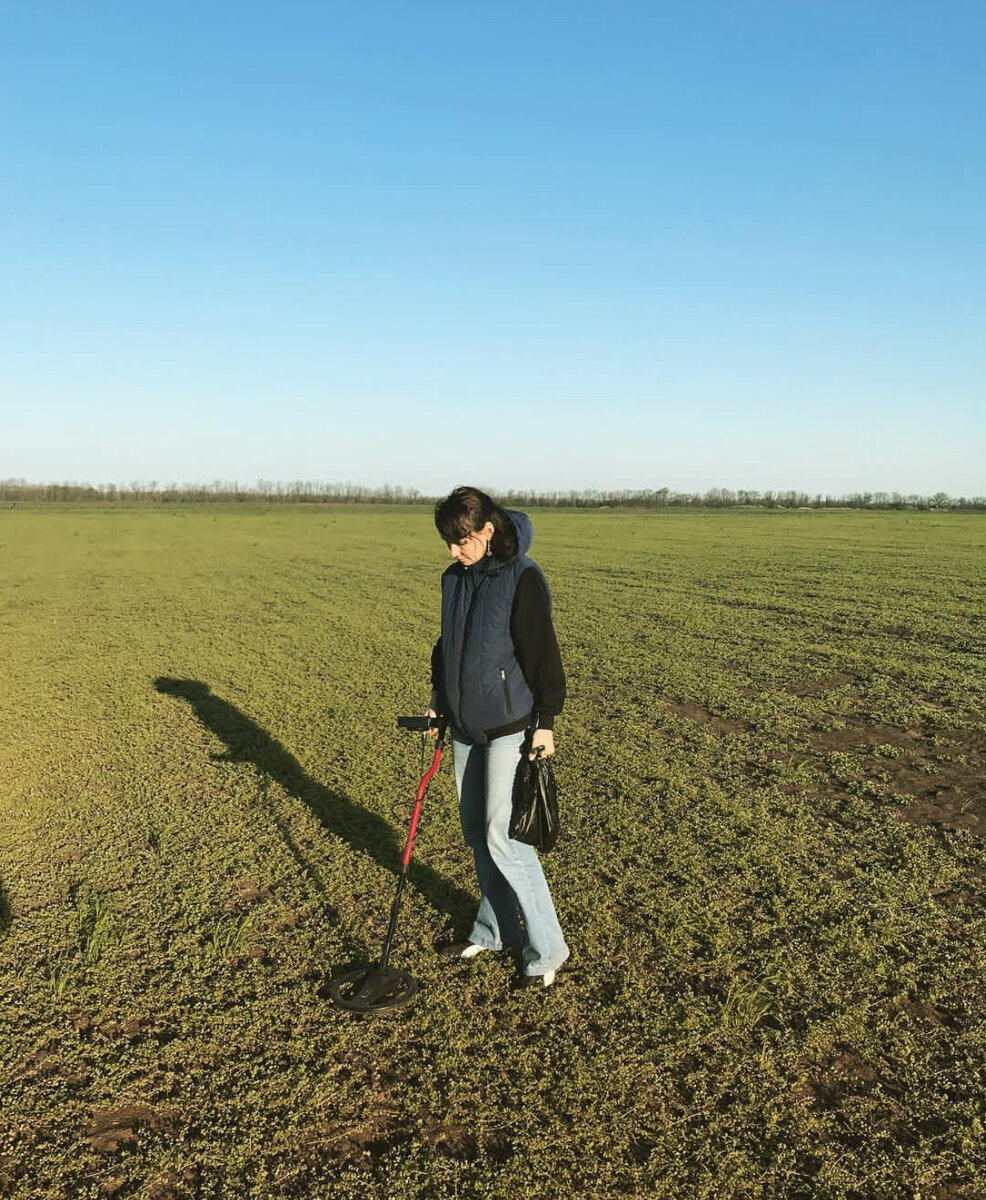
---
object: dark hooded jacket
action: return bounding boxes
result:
[432,510,565,745]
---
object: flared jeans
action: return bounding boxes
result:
[451,727,570,977]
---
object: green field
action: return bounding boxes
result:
[1,504,984,1200]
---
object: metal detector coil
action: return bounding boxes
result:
[328,716,447,1015]
[329,964,419,1013]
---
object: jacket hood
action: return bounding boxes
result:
[507,509,533,557]
[449,508,533,578]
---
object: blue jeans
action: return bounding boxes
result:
[451,727,570,976]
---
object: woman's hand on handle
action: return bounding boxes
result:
[424,706,439,737]
[528,729,555,760]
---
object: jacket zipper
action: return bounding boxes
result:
[500,667,512,715]
[458,582,482,717]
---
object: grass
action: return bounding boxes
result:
[0,503,984,1199]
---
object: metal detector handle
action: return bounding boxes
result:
[398,720,447,868]
[397,715,441,732]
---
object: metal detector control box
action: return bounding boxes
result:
[396,715,441,731]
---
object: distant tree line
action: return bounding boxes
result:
[491,487,985,511]
[0,480,425,504]
[1,479,984,511]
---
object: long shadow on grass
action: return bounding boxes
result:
[154,678,475,930]
[0,879,10,936]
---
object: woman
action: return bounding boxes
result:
[426,486,570,989]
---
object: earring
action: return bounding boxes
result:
[486,540,492,557]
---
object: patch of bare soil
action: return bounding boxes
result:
[144,1172,185,1200]
[807,720,986,835]
[86,1104,177,1153]
[420,1120,513,1161]
[224,877,273,913]
[662,700,751,737]
[782,673,856,697]
[809,723,924,753]
[295,1104,409,1164]
[891,996,944,1026]
[272,910,301,932]
[798,1047,900,1118]
[830,720,983,835]
[666,692,985,835]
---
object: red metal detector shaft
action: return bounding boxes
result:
[329,716,447,1013]
[401,735,445,867]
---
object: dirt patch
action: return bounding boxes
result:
[828,1050,879,1084]
[420,1121,513,1162]
[296,1104,408,1163]
[893,997,944,1027]
[272,910,301,932]
[662,700,751,737]
[943,726,986,756]
[30,1054,62,1079]
[662,696,984,834]
[144,1172,186,1200]
[224,878,273,913]
[810,724,924,753]
[806,1048,888,1110]
[897,794,983,835]
[86,1104,177,1153]
[783,673,855,697]
[802,719,986,835]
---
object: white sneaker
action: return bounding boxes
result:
[516,968,556,990]
[437,940,489,960]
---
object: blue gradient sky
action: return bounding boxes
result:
[2,1,984,495]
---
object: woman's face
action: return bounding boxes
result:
[446,520,495,566]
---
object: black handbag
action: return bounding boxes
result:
[509,748,560,853]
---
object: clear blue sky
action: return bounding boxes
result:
[2,1,984,495]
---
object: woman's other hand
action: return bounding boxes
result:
[528,729,555,760]
[425,706,439,736]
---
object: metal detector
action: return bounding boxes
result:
[328,715,447,1014]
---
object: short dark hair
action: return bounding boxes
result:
[434,486,518,561]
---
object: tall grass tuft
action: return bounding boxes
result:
[70,886,121,965]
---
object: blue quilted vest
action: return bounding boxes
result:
[438,510,547,745]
